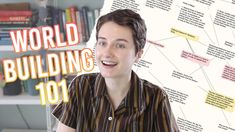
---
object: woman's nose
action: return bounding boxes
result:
[103,45,114,58]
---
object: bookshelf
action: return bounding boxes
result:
[0,0,104,131]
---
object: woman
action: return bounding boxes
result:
[52,9,179,132]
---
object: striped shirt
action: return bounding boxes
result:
[52,71,179,132]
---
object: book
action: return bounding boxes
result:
[0,10,32,16]
[65,8,72,23]
[93,9,100,21]
[76,10,83,42]
[0,37,11,40]
[0,23,32,28]
[0,21,31,25]
[58,10,66,41]
[87,11,95,36]
[78,9,86,42]
[0,27,31,31]
[0,2,30,10]
[70,7,77,24]
[0,16,30,22]
[81,7,90,41]
[51,7,60,25]
[0,40,12,45]
[70,7,78,42]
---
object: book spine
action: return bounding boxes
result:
[0,40,12,45]
[61,10,67,40]
[0,33,10,36]
[70,7,77,24]
[93,9,100,21]
[87,11,94,35]
[69,7,78,43]
[0,2,30,10]
[0,37,11,40]
[45,6,54,26]
[76,10,83,43]
[81,6,90,41]
[0,16,30,22]
[0,21,30,24]
[52,8,59,25]
[0,27,31,30]
[65,8,72,23]
[0,21,32,27]
[0,10,32,16]
[78,9,86,42]
[58,9,66,41]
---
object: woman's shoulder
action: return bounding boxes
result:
[71,72,99,83]
[141,79,168,98]
[66,73,99,91]
[67,73,100,99]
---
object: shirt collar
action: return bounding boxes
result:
[94,71,147,112]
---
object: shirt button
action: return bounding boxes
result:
[108,117,113,121]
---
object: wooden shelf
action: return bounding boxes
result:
[0,92,41,105]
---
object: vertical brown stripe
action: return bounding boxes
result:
[162,105,169,132]
[116,115,122,132]
[139,114,144,131]
[134,76,138,108]
[96,98,104,129]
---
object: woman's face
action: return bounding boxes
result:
[95,21,142,79]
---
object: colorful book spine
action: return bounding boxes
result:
[70,6,78,42]
[0,2,30,10]
[0,10,32,16]
[0,21,31,24]
[70,6,77,24]
[65,8,72,23]
[76,10,83,42]
[0,16,30,22]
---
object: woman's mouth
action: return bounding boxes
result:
[101,61,117,66]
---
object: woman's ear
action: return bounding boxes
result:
[135,49,143,63]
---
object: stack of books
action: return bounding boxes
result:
[0,2,36,45]
[34,5,100,44]
[54,6,100,43]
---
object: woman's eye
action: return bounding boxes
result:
[116,43,125,48]
[97,41,106,46]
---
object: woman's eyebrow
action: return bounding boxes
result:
[97,37,106,40]
[97,37,128,43]
[116,39,129,43]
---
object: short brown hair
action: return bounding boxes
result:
[96,9,147,53]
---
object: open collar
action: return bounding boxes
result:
[94,71,147,112]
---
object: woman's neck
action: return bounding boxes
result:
[104,72,132,96]
[104,72,132,109]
